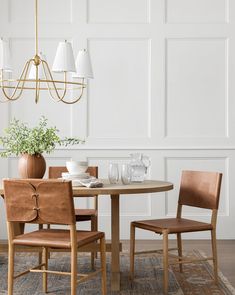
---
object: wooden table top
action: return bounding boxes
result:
[0,179,173,196]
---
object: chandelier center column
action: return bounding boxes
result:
[34,0,40,65]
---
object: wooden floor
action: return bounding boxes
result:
[122,239,235,288]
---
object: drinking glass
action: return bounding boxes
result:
[121,164,132,185]
[108,163,119,184]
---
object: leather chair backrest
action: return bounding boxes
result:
[3,179,75,225]
[178,170,222,210]
[49,166,98,178]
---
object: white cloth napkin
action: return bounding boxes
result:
[74,178,103,188]
[60,173,103,188]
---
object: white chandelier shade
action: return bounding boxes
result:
[0,39,12,72]
[52,41,76,73]
[73,49,93,79]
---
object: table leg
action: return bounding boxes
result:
[111,194,120,291]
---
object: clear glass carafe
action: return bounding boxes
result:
[129,153,150,182]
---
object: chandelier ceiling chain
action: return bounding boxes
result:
[0,0,93,104]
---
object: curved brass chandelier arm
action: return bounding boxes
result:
[0,71,8,103]
[0,60,33,101]
[59,79,85,104]
[0,77,12,103]
[42,60,67,102]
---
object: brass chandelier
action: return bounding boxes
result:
[0,0,93,104]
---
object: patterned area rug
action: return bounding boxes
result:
[0,251,234,294]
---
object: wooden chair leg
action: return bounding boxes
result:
[46,225,51,259]
[42,247,48,293]
[38,224,43,264]
[8,243,15,295]
[177,233,183,273]
[94,217,98,258]
[211,229,218,283]
[100,236,107,295]
[91,216,98,269]
[71,241,77,295]
[163,230,169,294]
[130,223,135,280]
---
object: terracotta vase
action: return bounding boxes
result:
[18,153,46,178]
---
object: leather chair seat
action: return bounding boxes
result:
[75,209,97,222]
[132,218,213,234]
[13,229,104,249]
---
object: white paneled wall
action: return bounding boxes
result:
[0,0,235,240]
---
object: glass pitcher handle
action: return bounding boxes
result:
[142,156,151,168]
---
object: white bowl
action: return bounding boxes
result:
[66,161,88,175]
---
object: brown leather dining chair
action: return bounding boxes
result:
[48,166,98,267]
[3,179,106,295]
[130,170,222,294]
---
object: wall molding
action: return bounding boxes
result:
[2,146,235,151]
[164,0,229,24]
[8,0,73,24]
[86,37,152,140]
[164,37,229,139]
[87,0,151,24]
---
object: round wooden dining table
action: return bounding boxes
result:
[0,179,174,292]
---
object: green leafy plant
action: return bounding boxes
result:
[0,116,85,157]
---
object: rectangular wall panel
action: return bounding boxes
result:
[87,38,151,140]
[87,0,150,24]
[165,38,228,139]
[166,0,228,24]
[9,0,72,23]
